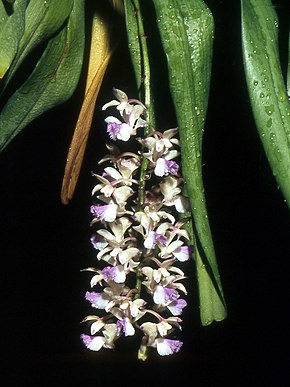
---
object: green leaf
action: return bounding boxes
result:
[153,0,227,325]
[241,0,290,207]
[0,0,28,79]
[124,0,142,91]
[0,0,85,152]
[2,0,74,87]
[287,28,290,98]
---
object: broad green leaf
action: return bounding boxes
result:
[0,0,28,79]
[153,0,227,325]
[241,0,290,207]
[2,0,73,87]
[0,0,85,152]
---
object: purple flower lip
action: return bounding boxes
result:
[90,203,117,222]
[107,122,121,139]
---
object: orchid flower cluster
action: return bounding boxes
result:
[81,88,193,360]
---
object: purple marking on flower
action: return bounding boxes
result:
[154,158,179,177]
[90,234,107,251]
[156,338,183,356]
[144,231,167,249]
[116,320,123,336]
[156,233,167,245]
[164,287,179,302]
[153,285,179,305]
[107,122,123,140]
[102,171,114,181]
[90,203,117,222]
[102,266,116,281]
[172,245,191,262]
[105,116,131,141]
[85,291,110,309]
[167,299,187,316]
[116,317,135,337]
[165,159,179,175]
[80,334,105,351]
[102,265,125,283]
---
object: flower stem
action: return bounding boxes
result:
[133,0,153,209]
[127,0,153,298]
[136,12,152,131]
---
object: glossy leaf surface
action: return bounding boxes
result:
[124,0,142,91]
[0,0,28,79]
[153,0,227,325]
[0,0,85,152]
[241,0,290,207]
[2,0,74,88]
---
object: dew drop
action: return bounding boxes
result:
[265,104,274,116]
[274,148,282,162]
[194,106,201,116]
[266,118,272,128]
[278,93,286,102]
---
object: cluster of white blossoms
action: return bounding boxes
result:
[81,88,192,360]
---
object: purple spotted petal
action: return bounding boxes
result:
[85,291,110,309]
[80,334,105,351]
[167,299,187,316]
[156,338,183,356]
[90,203,117,222]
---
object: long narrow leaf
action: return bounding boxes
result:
[0,0,28,79]
[2,0,73,88]
[287,29,290,98]
[124,0,142,91]
[241,0,290,207]
[153,0,227,325]
[0,0,85,152]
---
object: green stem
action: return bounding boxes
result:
[132,0,154,127]
[125,0,153,299]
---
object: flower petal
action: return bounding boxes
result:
[155,338,183,356]
[167,299,187,316]
[85,291,110,309]
[172,246,191,262]
[80,334,105,351]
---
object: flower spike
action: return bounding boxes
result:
[81,89,192,360]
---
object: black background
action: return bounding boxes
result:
[1,0,289,386]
